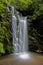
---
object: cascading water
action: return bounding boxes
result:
[11,6,28,53]
[19,16,28,52]
[11,6,18,53]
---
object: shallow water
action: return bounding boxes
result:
[0,52,43,65]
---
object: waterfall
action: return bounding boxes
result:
[11,6,28,53]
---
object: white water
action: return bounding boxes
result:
[11,6,28,53]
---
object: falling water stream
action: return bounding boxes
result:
[11,6,28,53]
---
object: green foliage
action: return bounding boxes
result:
[0,0,12,55]
[13,0,32,11]
[28,0,43,51]
[0,42,5,55]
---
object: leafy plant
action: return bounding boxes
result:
[0,42,5,55]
